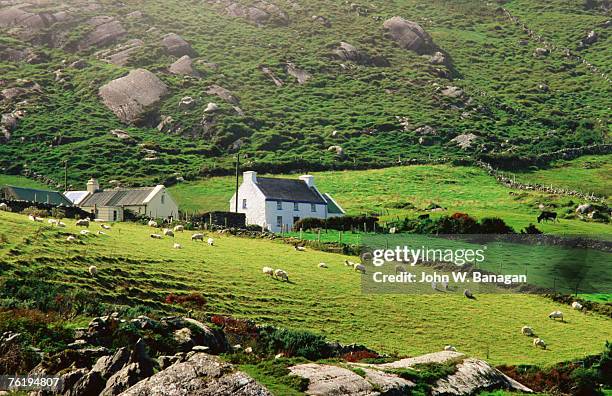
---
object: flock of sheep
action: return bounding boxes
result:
[519,304,583,350]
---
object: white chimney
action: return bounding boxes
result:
[243,171,257,184]
[86,178,100,194]
[300,175,314,187]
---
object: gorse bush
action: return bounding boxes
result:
[257,327,332,360]
[399,213,515,234]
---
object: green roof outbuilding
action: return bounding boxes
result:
[1,185,73,206]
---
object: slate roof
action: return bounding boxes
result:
[1,185,73,206]
[79,187,155,207]
[256,177,326,204]
[323,193,345,214]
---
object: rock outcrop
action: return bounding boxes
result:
[161,33,196,57]
[169,55,201,77]
[96,39,144,66]
[121,352,272,396]
[289,363,379,395]
[450,133,479,149]
[99,69,168,125]
[261,67,284,86]
[206,84,240,105]
[223,0,289,26]
[383,16,435,54]
[331,42,389,66]
[78,16,126,51]
[286,62,311,84]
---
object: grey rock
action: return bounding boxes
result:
[441,86,464,98]
[429,51,446,65]
[331,42,387,66]
[225,1,288,27]
[206,84,240,105]
[78,16,126,51]
[169,55,201,77]
[120,352,271,395]
[582,30,598,45]
[96,39,144,66]
[261,67,284,86]
[361,367,415,395]
[286,62,311,84]
[1,113,18,131]
[450,133,479,149]
[383,16,435,54]
[312,15,331,28]
[162,33,195,57]
[178,96,197,110]
[534,47,549,57]
[289,363,377,396]
[99,69,168,124]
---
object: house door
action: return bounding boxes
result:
[113,210,118,221]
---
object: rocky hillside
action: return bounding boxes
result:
[0,0,609,187]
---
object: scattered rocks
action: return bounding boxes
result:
[121,352,272,395]
[224,0,289,27]
[77,16,126,51]
[441,86,464,98]
[169,55,201,77]
[533,47,549,57]
[206,84,240,105]
[286,62,311,84]
[450,133,479,149]
[157,115,175,133]
[312,15,331,28]
[383,16,435,54]
[178,96,197,110]
[429,51,446,65]
[99,69,168,125]
[96,39,144,66]
[261,66,284,86]
[161,33,196,57]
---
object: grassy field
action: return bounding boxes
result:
[511,155,612,199]
[0,210,610,367]
[0,175,51,190]
[170,164,611,237]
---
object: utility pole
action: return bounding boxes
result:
[234,152,240,213]
[64,160,68,191]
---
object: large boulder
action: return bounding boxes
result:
[168,55,201,77]
[331,42,389,66]
[383,16,435,54]
[99,69,168,125]
[96,39,144,66]
[161,33,196,57]
[78,16,126,51]
[450,133,479,149]
[288,363,378,395]
[286,62,311,84]
[120,352,271,395]
[225,1,289,26]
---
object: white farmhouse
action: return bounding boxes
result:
[65,178,179,222]
[229,171,345,232]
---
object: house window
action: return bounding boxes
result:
[276,216,283,227]
[311,204,316,212]
[161,194,165,204]
[242,199,247,209]
[293,202,299,211]
[276,201,282,210]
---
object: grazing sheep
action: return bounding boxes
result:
[353,263,366,274]
[444,345,457,352]
[571,301,583,310]
[150,234,163,239]
[548,311,563,321]
[395,264,407,274]
[57,222,66,228]
[533,338,547,349]
[147,220,158,227]
[0,203,8,211]
[76,219,90,227]
[521,326,534,336]
[88,265,98,277]
[173,243,182,249]
[47,219,58,225]
[80,230,91,235]
[97,231,107,236]
[244,347,253,354]
[28,215,36,221]
[163,229,174,237]
[318,262,328,269]
[274,269,289,282]
[173,225,185,232]
[191,233,204,241]
[464,289,476,299]
[66,235,77,242]
[207,237,214,246]
[101,224,111,230]
[262,266,274,276]
[344,260,355,267]
[294,245,306,252]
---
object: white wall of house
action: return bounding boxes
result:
[264,200,327,232]
[229,172,268,228]
[143,186,179,220]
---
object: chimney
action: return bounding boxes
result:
[86,178,100,194]
[300,175,314,188]
[243,171,257,184]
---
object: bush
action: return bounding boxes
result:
[51,207,66,219]
[479,217,515,234]
[294,215,379,232]
[570,367,602,396]
[521,224,543,234]
[165,292,206,308]
[257,327,332,360]
[21,206,50,218]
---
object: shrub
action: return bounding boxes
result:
[51,207,66,219]
[341,350,380,362]
[479,217,515,234]
[257,327,331,360]
[21,206,50,218]
[570,367,602,396]
[164,292,206,308]
[294,215,379,232]
[521,224,543,234]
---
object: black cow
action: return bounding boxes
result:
[537,211,558,223]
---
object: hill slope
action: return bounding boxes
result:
[0,0,610,187]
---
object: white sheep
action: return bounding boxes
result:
[80,230,90,235]
[66,235,77,242]
[47,219,58,225]
[207,237,214,246]
[163,229,174,237]
[444,345,457,352]
[263,266,274,276]
[150,234,163,239]
[274,269,289,282]
[101,224,111,230]
[0,203,8,211]
[97,231,107,236]
[353,263,366,274]
[57,221,66,227]
[29,215,43,222]
[88,265,98,277]
[533,338,546,349]
[173,243,182,249]
[521,326,534,336]
[548,311,563,321]
[318,262,328,269]
[173,225,184,232]
[571,301,583,310]
[191,233,204,241]
[294,245,306,251]
[76,219,90,227]
[147,220,158,227]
